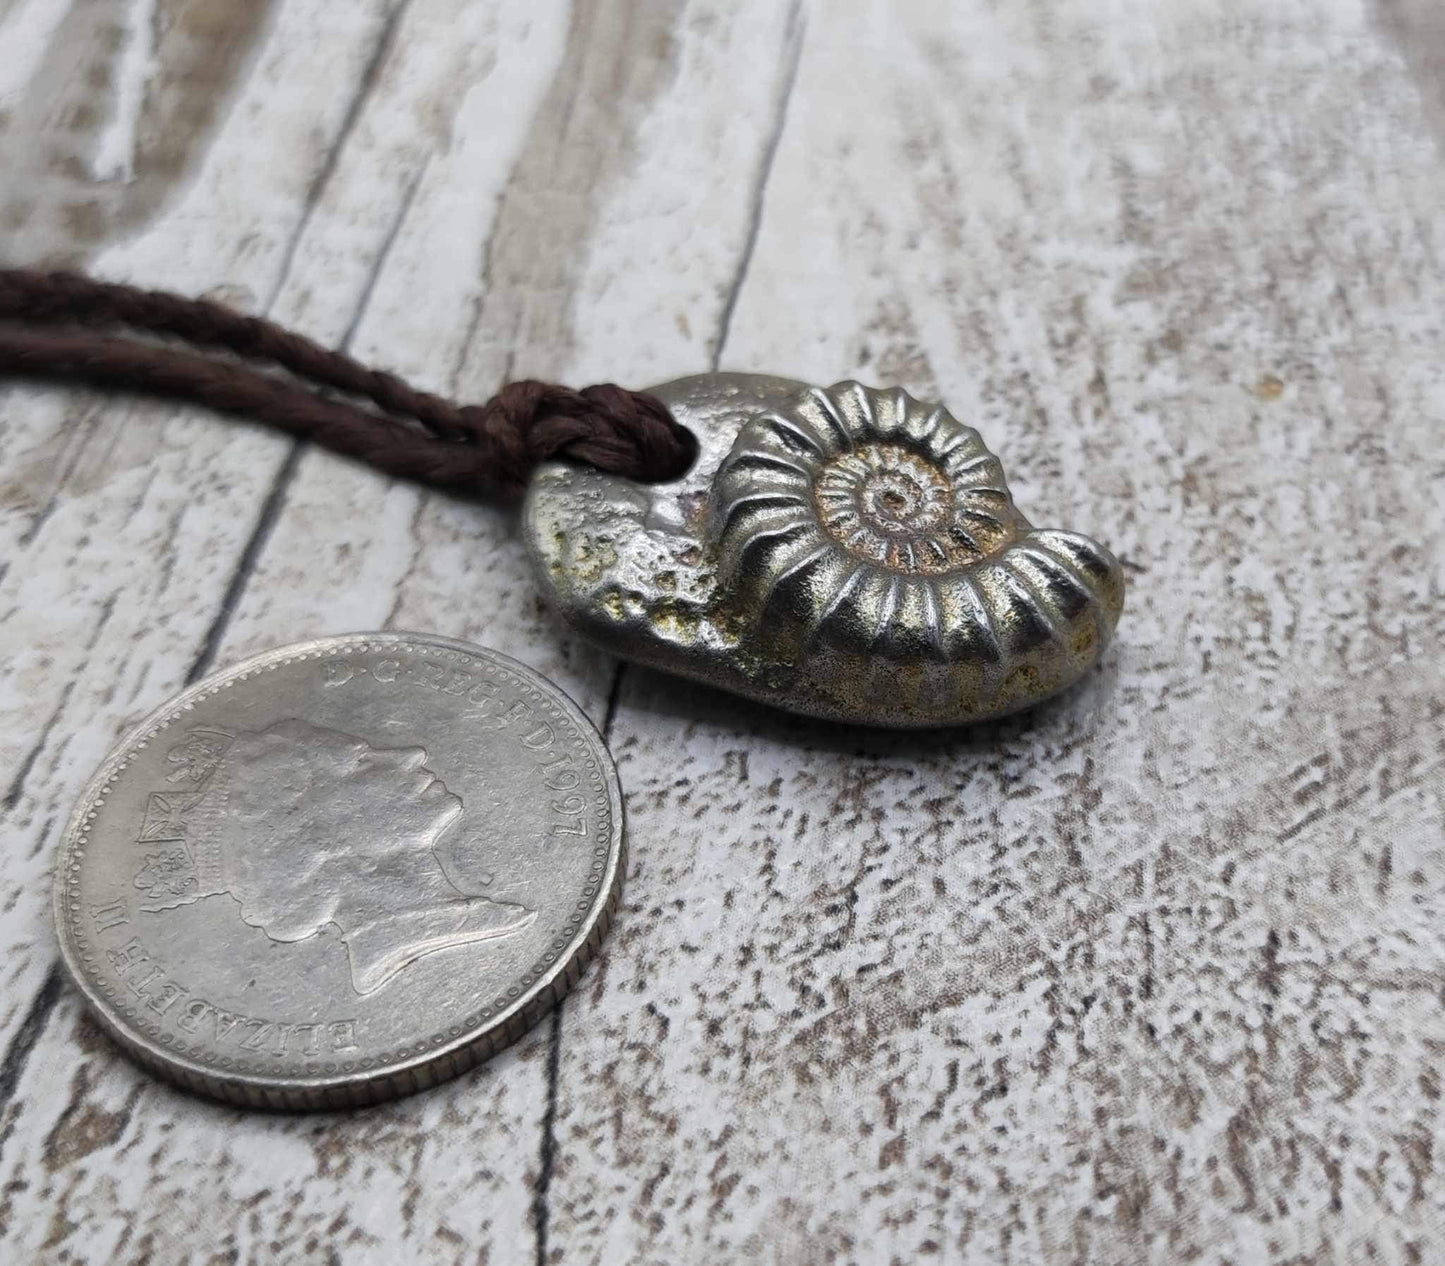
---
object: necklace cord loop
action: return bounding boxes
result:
[0,269,697,501]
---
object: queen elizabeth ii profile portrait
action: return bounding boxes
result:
[132,719,536,995]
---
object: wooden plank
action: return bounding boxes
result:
[0,1,574,1260]
[0,2,802,1262]
[0,0,400,1058]
[548,2,1445,1263]
[0,0,1441,1263]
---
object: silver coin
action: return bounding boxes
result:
[53,633,624,1109]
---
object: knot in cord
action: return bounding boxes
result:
[455,380,697,498]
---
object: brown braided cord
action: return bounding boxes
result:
[0,269,696,501]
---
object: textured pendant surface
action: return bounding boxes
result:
[523,374,1125,728]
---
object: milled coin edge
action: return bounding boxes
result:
[52,632,626,1110]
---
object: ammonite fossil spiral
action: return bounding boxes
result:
[523,373,1124,727]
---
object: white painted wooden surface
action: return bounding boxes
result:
[2,2,1443,1262]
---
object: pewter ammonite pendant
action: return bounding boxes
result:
[523,374,1125,727]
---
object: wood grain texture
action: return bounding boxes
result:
[1,1,1443,1263]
